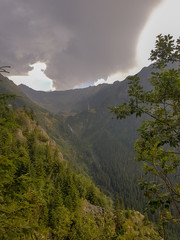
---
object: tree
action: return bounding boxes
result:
[114,193,125,236]
[0,66,11,73]
[0,65,15,103]
[110,34,180,227]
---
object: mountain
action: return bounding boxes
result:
[0,77,163,240]
[19,82,109,114]
[0,92,113,239]
[19,65,153,115]
[1,64,180,238]
[19,62,179,115]
[18,65,158,211]
[0,73,43,112]
[2,74,141,210]
[18,62,180,219]
[2,69,144,212]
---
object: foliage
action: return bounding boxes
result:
[114,193,125,235]
[110,34,180,230]
[0,99,114,239]
[18,60,147,211]
[0,66,11,74]
[65,108,144,211]
[113,209,161,240]
[0,68,163,239]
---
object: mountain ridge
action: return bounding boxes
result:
[18,64,155,116]
[17,65,153,203]
[0,71,164,239]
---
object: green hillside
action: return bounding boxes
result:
[19,66,153,210]
[19,63,179,213]
[0,74,44,112]
[18,62,180,239]
[0,92,113,239]
[0,82,163,239]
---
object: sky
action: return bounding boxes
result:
[0,0,179,91]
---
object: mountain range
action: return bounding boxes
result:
[1,63,177,208]
[3,63,179,207]
[1,62,180,239]
[2,65,155,211]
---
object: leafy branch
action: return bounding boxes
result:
[110,34,180,235]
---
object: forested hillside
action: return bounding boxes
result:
[0,79,163,239]
[18,59,180,239]
[19,65,154,211]
[19,63,179,214]
[0,92,113,239]
[1,72,144,211]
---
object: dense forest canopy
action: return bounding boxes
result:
[0,91,115,239]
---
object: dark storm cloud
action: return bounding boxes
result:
[0,0,162,90]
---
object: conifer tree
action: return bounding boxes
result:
[114,193,125,235]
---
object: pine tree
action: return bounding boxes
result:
[114,193,125,235]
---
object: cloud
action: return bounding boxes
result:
[10,62,55,91]
[93,66,141,86]
[0,0,162,90]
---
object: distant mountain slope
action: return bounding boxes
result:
[0,73,44,112]
[18,65,158,210]
[0,73,90,171]
[19,82,110,114]
[2,63,180,238]
[0,91,117,239]
[19,65,155,115]
[0,72,164,239]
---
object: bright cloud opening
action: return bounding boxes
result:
[94,66,140,86]
[136,0,180,68]
[10,62,55,91]
[94,0,180,87]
